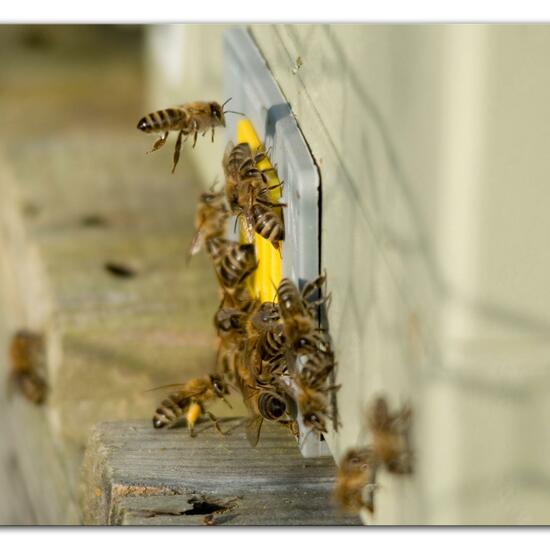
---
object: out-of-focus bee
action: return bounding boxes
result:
[8,330,48,405]
[152,374,231,437]
[222,142,285,246]
[240,383,295,447]
[207,238,258,290]
[188,189,229,259]
[137,99,242,173]
[214,306,249,380]
[368,396,413,475]
[333,447,379,516]
[333,397,413,517]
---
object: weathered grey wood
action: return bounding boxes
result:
[81,420,362,526]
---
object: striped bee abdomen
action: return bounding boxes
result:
[137,108,186,134]
[218,243,257,288]
[253,204,284,245]
[152,394,190,429]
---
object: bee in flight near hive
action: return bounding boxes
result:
[333,396,414,517]
[8,329,48,405]
[137,99,243,173]
[151,374,232,437]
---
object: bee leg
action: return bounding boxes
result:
[211,126,215,143]
[148,131,169,154]
[171,130,184,174]
[192,120,199,148]
[206,411,228,436]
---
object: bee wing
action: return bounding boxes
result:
[187,227,204,260]
[245,415,264,448]
[145,383,206,401]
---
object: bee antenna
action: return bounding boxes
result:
[221,97,233,109]
[223,110,246,117]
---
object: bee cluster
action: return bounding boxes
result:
[138,99,413,522]
[138,99,339,448]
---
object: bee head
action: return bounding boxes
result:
[210,102,226,127]
[211,375,228,397]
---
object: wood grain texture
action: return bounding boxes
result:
[81,420,362,526]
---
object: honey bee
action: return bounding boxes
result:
[277,274,329,348]
[188,189,229,259]
[152,374,231,437]
[207,238,257,290]
[223,142,271,211]
[333,447,379,516]
[368,396,413,475]
[251,203,285,248]
[285,374,334,436]
[245,302,287,384]
[240,383,295,447]
[8,330,48,405]
[137,99,242,173]
[222,142,285,245]
[214,306,250,379]
[333,397,413,517]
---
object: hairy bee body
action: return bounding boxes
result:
[252,204,284,245]
[138,100,233,173]
[189,191,229,258]
[207,239,257,289]
[222,142,284,244]
[152,374,230,436]
[137,108,188,134]
[8,330,48,405]
[240,382,292,447]
[333,398,414,517]
[333,447,379,515]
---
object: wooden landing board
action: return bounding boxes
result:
[81,420,362,526]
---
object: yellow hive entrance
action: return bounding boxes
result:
[236,119,283,303]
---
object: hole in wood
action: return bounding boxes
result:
[104,262,137,278]
[184,498,228,516]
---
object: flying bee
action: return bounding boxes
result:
[8,330,48,405]
[368,396,414,475]
[151,374,231,437]
[207,238,258,290]
[334,397,414,517]
[137,99,243,173]
[188,189,229,259]
[333,447,379,516]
